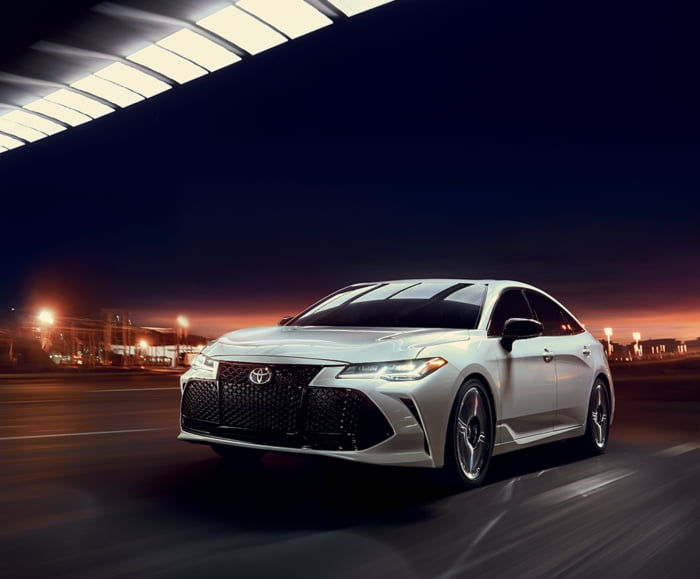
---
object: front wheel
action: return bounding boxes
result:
[439,379,494,489]
[579,380,611,455]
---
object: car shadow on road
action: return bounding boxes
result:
[145,438,600,533]
[148,451,445,531]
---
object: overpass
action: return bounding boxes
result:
[0,0,395,154]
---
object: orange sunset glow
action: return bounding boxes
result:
[132,300,700,345]
[583,310,700,344]
[19,268,700,346]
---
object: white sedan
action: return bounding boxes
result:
[178,279,614,489]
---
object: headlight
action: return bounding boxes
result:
[336,357,447,381]
[190,353,217,375]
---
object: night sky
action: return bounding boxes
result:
[1,0,698,342]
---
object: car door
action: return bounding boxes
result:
[488,289,558,441]
[524,290,596,431]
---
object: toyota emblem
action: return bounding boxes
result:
[249,367,273,385]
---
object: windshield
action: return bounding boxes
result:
[289,281,486,329]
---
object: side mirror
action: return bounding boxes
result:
[278,316,294,326]
[500,318,543,352]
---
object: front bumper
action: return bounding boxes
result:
[178,358,460,468]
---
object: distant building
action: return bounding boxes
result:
[685,338,700,356]
[1,310,210,370]
[0,329,52,371]
[638,338,686,358]
[604,336,696,361]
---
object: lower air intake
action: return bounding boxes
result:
[181,362,393,450]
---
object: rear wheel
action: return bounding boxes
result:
[579,379,611,454]
[439,379,494,489]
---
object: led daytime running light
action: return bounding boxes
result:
[337,357,447,381]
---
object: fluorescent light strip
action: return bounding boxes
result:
[0,0,396,156]
[95,62,171,98]
[0,117,46,142]
[3,110,65,135]
[328,0,394,17]
[127,44,208,84]
[197,5,287,55]
[24,99,92,126]
[0,133,24,150]
[237,0,333,39]
[71,75,144,107]
[157,29,241,72]
[44,89,114,118]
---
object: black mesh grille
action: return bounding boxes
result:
[305,387,363,434]
[181,380,218,422]
[181,362,394,450]
[219,363,317,432]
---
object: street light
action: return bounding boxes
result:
[175,315,189,367]
[604,327,613,357]
[37,308,55,325]
[633,332,641,358]
[37,308,55,351]
[139,339,149,355]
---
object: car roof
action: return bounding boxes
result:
[346,279,540,292]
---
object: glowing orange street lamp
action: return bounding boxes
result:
[37,308,55,351]
[37,308,55,325]
[632,332,641,358]
[175,315,189,367]
[138,339,150,366]
[604,327,613,357]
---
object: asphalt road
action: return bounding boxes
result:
[0,361,698,579]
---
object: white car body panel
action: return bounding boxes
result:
[495,335,558,440]
[210,325,471,364]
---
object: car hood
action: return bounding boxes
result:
[205,325,471,364]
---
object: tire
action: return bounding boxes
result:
[438,378,494,489]
[579,379,611,455]
[211,443,266,463]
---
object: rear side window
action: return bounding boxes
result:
[560,308,584,335]
[525,290,583,336]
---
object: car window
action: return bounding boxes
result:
[525,290,581,336]
[487,289,532,336]
[298,284,381,316]
[352,282,420,302]
[388,281,463,300]
[290,283,485,329]
[560,309,584,334]
[445,284,488,305]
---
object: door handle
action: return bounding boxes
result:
[582,347,592,358]
[543,348,554,363]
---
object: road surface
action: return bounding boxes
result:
[1,360,698,578]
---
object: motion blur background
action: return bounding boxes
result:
[1,0,698,345]
[0,4,698,578]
